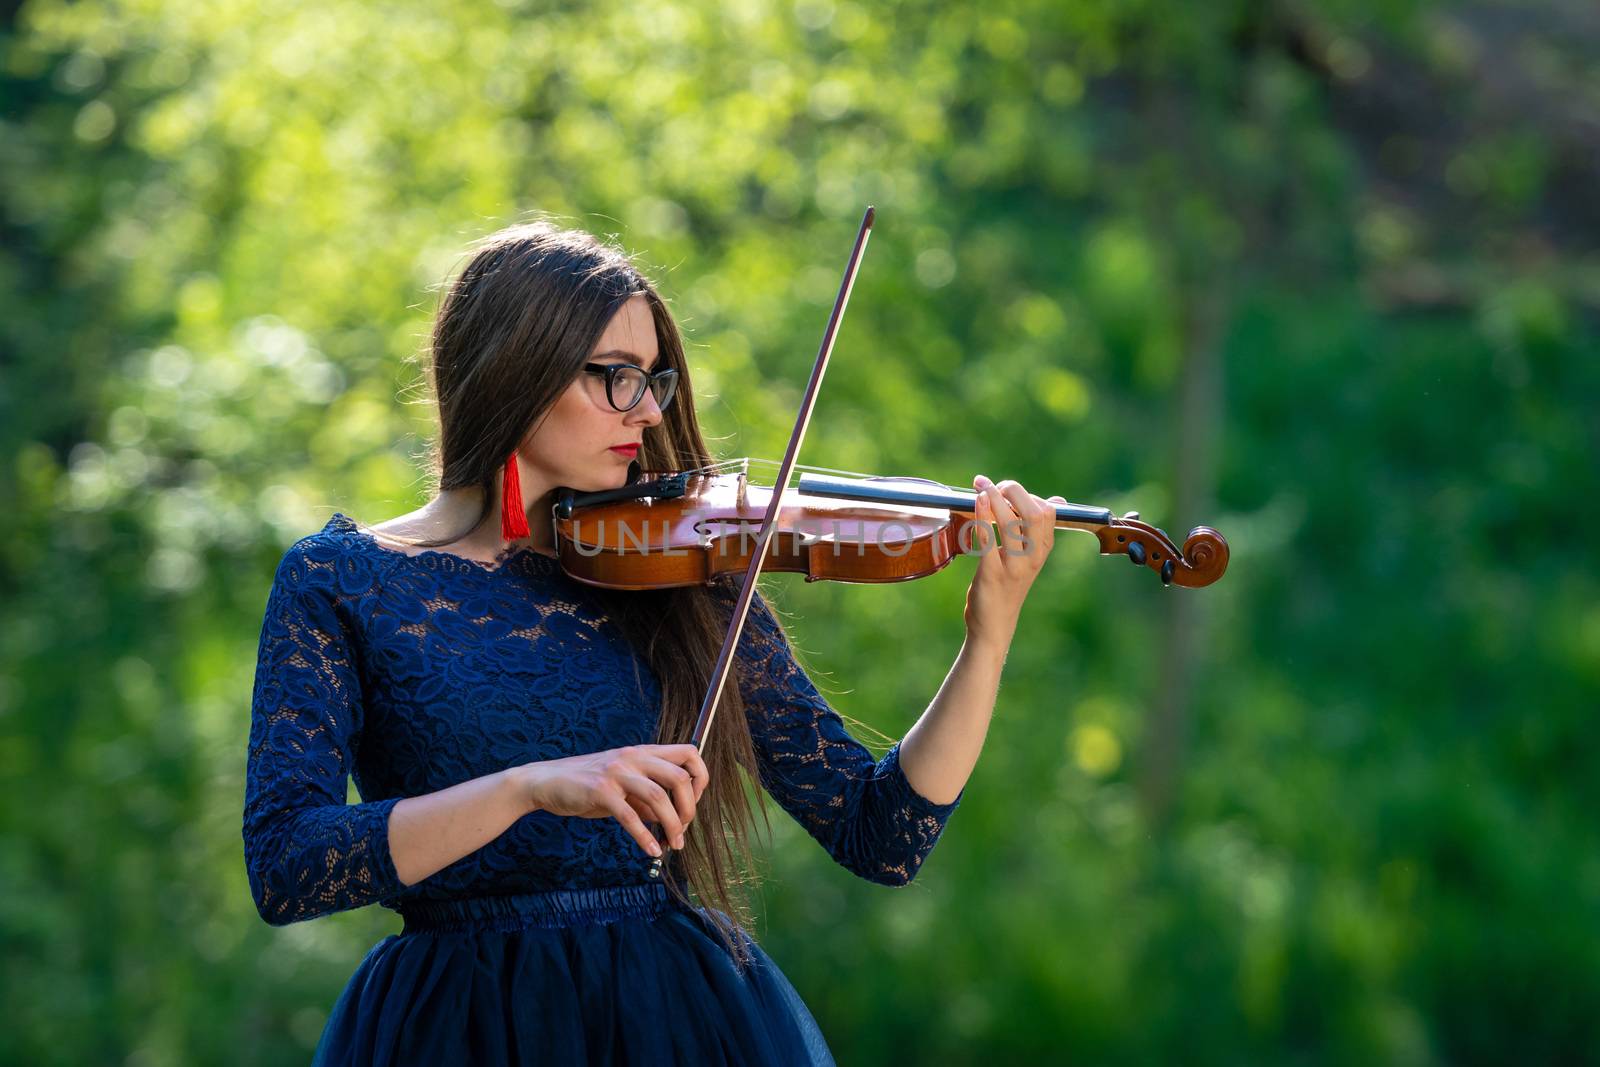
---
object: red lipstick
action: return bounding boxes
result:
[608,444,639,457]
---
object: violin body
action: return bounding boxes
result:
[554,472,969,590]
[552,467,1230,591]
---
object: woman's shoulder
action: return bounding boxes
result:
[281,512,367,558]
[285,509,566,585]
[268,513,377,596]
[280,510,455,567]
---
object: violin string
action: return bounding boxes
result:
[737,458,973,495]
[652,457,972,502]
[667,457,974,497]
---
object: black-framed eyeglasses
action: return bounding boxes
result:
[583,362,679,413]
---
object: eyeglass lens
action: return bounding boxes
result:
[609,366,677,411]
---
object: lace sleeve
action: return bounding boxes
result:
[736,590,962,886]
[242,538,404,926]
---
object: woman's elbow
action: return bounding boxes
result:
[843,855,925,888]
[244,833,317,926]
[246,863,301,926]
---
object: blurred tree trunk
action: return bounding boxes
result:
[1137,282,1229,828]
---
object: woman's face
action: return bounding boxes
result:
[521,293,666,494]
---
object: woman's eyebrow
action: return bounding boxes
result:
[592,349,659,369]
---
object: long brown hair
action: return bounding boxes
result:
[391,220,772,966]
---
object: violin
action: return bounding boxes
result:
[551,459,1229,591]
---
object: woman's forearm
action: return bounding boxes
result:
[896,631,1011,806]
[387,767,534,887]
[894,473,1061,805]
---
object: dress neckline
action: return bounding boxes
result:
[326,512,561,577]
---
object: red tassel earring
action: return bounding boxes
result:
[501,453,530,541]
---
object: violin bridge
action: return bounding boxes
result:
[736,470,749,510]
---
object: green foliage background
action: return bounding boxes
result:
[2,0,1597,1063]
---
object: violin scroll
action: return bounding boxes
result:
[1095,512,1230,588]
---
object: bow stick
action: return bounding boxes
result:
[647,205,875,878]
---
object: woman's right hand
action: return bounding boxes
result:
[516,744,709,858]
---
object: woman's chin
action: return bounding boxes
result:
[566,464,634,493]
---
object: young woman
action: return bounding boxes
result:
[243,221,1064,1065]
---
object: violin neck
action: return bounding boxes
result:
[793,474,1113,530]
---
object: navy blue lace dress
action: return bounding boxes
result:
[243,513,963,1065]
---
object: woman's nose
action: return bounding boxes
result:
[626,389,665,426]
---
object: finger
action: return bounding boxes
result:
[645,743,710,803]
[603,791,663,858]
[685,747,709,802]
[975,475,1013,555]
[639,755,697,832]
[630,775,686,846]
[667,744,710,799]
[990,479,1030,560]
[965,478,995,555]
[1020,490,1056,558]
[625,796,669,846]
[981,476,1018,528]
[622,774,686,846]
[1001,483,1047,523]
[966,476,992,556]
[1046,496,1068,542]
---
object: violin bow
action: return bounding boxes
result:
[648,206,874,878]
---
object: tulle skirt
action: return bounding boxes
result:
[311,882,836,1066]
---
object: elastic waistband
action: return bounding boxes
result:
[395,882,676,934]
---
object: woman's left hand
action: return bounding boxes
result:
[962,474,1064,651]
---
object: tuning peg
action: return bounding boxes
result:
[1127,541,1147,566]
[1160,559,1175,586]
